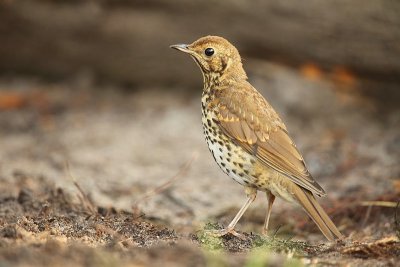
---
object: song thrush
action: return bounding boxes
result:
[170,36,344,241]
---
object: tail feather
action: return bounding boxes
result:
[293,186,344,241]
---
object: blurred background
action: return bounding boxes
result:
[0,0,399,240]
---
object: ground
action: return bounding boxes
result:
[0,61,399,266]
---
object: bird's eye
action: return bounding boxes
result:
[204,48,214,57]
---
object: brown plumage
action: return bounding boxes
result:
[171,36,344,241]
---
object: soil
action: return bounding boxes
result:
[0,60,399,266]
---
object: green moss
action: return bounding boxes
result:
[196,222,225,250]
[251,235,310,256]
[203,250,229,267]
[244,249,270,267]
[243,249,305,267]
[283,258,305,267]
[197,222,315,267]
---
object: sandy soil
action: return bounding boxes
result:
[0,61,399,266]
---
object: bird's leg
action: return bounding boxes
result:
[262,191,275,236]
[207,187,257,238]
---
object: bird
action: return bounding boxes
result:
[170,36,344,241]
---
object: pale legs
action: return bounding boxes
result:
[209,187,257,237]
[262,191,276,235]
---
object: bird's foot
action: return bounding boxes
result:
[204,227,246,239]
[261,229,269,237]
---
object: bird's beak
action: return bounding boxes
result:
[170,44,191,53]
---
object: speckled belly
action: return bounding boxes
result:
[201,107,296,203]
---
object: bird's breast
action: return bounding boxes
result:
[200,93,290,195]
[201,95,255,187]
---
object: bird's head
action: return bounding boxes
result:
[171,36,247,81]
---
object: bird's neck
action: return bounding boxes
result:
[203,73,221,93]
[202,67,247,96]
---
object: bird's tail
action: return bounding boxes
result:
[293,186,344,241]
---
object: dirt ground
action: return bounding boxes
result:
[0,61,399,266]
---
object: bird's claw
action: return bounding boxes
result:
[261,229,269,236]
[204,228,246,239]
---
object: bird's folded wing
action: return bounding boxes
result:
[216,90,326,197]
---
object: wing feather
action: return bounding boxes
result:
[215,86,326,196]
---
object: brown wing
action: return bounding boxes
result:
[214,85,326,197]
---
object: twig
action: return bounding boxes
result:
[360,201,398,208]
[361,205,372,228]
[272,224,282,238]
[73,180,97,214]
[164,190,194,216]
[64,161,97,214]
[395,202,400,236]
[132,152,198,209]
